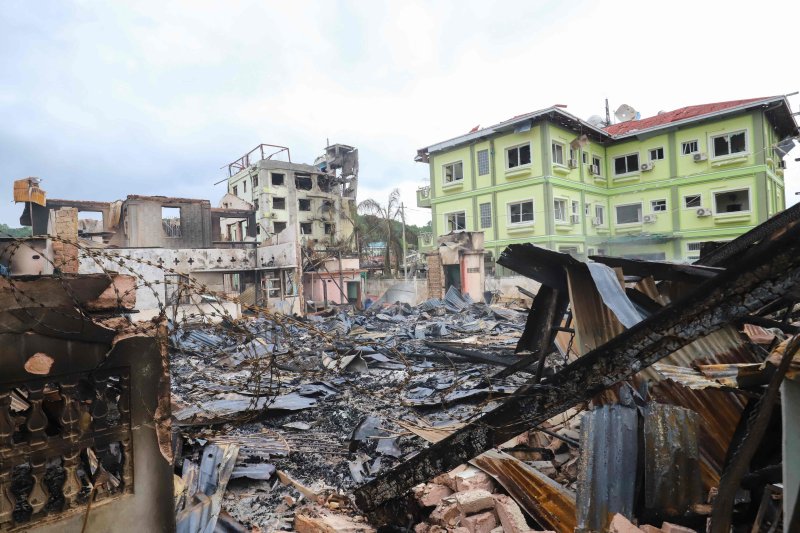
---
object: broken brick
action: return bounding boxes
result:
[493,495,531,533]
[462,511,497,533]
[454,467,496,492]
[660,523,695,533]
[429,498,461,528]
[639,526,663,533]
[454,489,495,515]
[609,513,644,533]
[413,483,454,508]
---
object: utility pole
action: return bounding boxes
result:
[400,202,408,281]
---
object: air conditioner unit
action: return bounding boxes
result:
[696,207,713,217]
[589,165,600,175]
[570,214,580,224]
[693,152,708,162]
[640,162,654,172]
[568,159,578,169]
[643,214,657,223]
[591,217,602,226]
[778,160,787,169]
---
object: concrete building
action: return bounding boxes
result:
[223,143,364,310]
[415,95,798,264]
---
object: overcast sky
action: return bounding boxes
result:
[2,0,799,227]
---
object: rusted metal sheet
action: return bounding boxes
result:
[652,363,726,389]
[650,381,746,490]
[566,264,625,355]
[642,404,703,521]
[471,449,577,533]
[575,405,638,533]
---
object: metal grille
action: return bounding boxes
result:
[479,202,492,228]
[477,149,489,176]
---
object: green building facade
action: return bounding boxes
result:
[415,96,797,264]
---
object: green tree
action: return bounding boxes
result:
[0,224,32,238]
[357,189,405,276]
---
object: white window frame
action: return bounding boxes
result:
[571,200,580,215]
[444,210,467,232]
[709,130,748,160]
[507,199,535,226]
[683,194,702,209]
[649,147,665,161]
[552,141,566,167]
[594,204,606,226]
[613,153,640,176]
[592,155,603,177]
[506,143,532,170]
[553,198,568,222]
[479,202,492,229]
[712,187,752,215]
[615,202,643,225]
[477,149,490,176]
[582,151,589,164]
[651,199,667,212]
[681,140,699,156]
[686,241,703,260]
[442,161,464,185]
[584,203,591,216]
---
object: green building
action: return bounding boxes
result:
[415,96,798,264]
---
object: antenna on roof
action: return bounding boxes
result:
[605,98,610,126]
[614,103,639,123]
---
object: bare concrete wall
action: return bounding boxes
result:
[122,199,212,248]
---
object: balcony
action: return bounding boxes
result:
[416,186,431,208]
[418,231,434,251]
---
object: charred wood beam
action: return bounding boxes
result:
[422,341,521,368]
[625,287,664,315]
[353,219,800,517]
[589,255,723,283]
[710,335,800,532]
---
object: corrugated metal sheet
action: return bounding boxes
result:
[642,404,703,520]
[444,285,473,312]
[650,381,746,490]
[471,449,577,533]
[575,405,638,533]
[652,363,725,389]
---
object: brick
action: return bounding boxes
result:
[489,528,504,533]
[454,489,495,515]
[493,495,531,533]
[413,483,454,508]
[429,498,460,528]
[414,523,430,533]
[640,526,663,533]
[454,467,495,493]
[462,511,497,533]
[609,513,644,533]
[433,464,469,491]
[660,523,696,533]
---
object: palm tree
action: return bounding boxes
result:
[358,189,404,276]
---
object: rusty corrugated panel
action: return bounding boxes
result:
[642,404,703,520]
[696,362,766,388]
[650,382,746,490]
[13,178,46,206]
[566,265,625,355]
[471,449,577,533]
[575,405,638,533]
[652,363,725,389]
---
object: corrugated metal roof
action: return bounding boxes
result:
[642,404,703,520]
[471,449,577,533]
[575,405,638,532]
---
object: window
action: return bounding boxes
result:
[252,175,258,187]
[233,185,238,196]
[713,189,750,213]
[446,211,466,231]
[651,199,667,212]
[477,150,490,176]
[507,144,531,169]
[298,199,311,211]
[615,203,642,224]
[552,142,565,166]
[165,274,192,305]
[569,147,576,164]
[273,197,286,210]
[274,221,287,233]
[509,200,534,225]
[444,161,464,183]
[253,199,260,211]
[684,194,702,208]
[559,246,579,257]
[300,222,313,234]
[582,151,589,164]
[711,131,747,158]
[554,199,567,222]
[479,202,492,229]
[272,173,285,186]
[613,153,639,175]
[595,205,605,225]
[584,203,591,216]
[686,242,703,260]
[681,140,699,155]
[162,206,181,237]
[592,155,602,176]
[649,147,664,161]
[571,200,580,216]
[324,223,334,234]
[296,175,313,190]
[243,180,247,193]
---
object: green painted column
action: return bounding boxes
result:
[752,112,768,223]
[429,155,438,238]
[469,144,477,191]
[540,123,555,236]
[489,139,497,187]
[491,191,499,242]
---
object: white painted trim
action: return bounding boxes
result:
[442,160,465,186]
[551,141,567,167]
[708,129,749,160]
[612,152,641,177]
[682,193,703,209]
[505,142,533,171]
[648,146,665,161]
[650,199,668,212]
[442,209,468,232]
[711,186,752,216]
[506,198,535,226]
[553,196,569,222]
[614,201,643,225]
[680,139,700,156]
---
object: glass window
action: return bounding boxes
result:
[507,144,531,169]
[444,162,464,183]
[616,203,642,224]
[649,147,664,161]
[651,199,667,212]
[713,189,750,213]
[509,200,534,224]
[681,140,699,155]
[595,204,605,225]
[592,155,602,176]
[613,154,640,175]
[479,202,492,228]
[477,150,490,176]
[446,211,466,231]
[711,131,747,158]
[554,199,567,222]
[552,142,565,166]
[582,151,589,164]
[684,195,702,208]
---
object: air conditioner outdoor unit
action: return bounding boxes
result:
[590,165,600,175]
[568,159,578,169]
[643,214,657,223]
[693,152,708,162]
[570,214,580,224]
[591,217,602,226]
[640,162,654,172]
[696,207,713,217]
